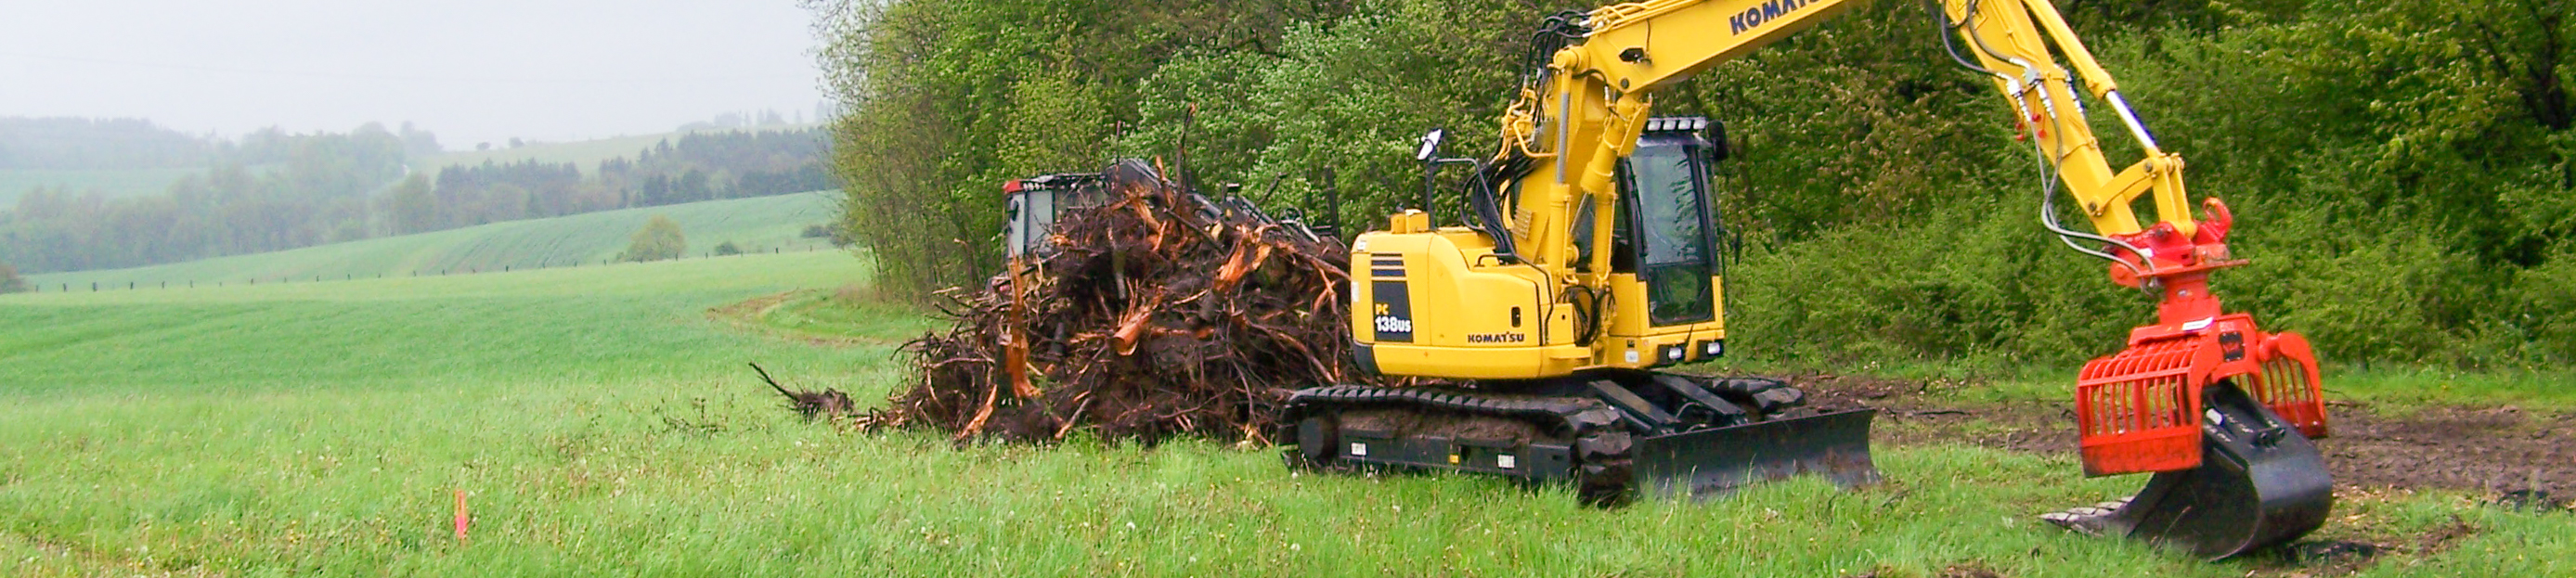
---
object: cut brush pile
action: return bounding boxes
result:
[836,161,1365,443]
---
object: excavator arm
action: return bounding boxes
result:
[1938,0,2188,238]
[1919,0,2334,559]
[1490,0,1862,285]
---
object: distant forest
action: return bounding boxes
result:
[0,118,835,274]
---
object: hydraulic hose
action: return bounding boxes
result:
[1929,0,2149,276]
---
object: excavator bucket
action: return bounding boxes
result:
[1634,408,1880,499]
[2055,314,2333,559]
[2052,384,2333,559]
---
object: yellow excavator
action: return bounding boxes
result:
[1279,0,2336,559]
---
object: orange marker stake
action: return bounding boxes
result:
[453,490,470,542]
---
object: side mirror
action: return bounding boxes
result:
[1416,129,1446,161]
[1706,120,1730,162]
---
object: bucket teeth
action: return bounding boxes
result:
[2039,510,2116,536]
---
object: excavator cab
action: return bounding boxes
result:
[1002,172,1107,259]
[1570,117,1733,364]
[1623,118,1725,328]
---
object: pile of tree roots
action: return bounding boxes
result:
[856,160,1364,444]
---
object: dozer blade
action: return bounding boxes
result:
[1634,408,1880,499]
[2050,385,2332,559]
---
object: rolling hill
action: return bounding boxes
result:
[23,192,843,289]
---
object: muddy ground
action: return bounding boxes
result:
[1787,373,2576,498]
[1781,372,2570,575]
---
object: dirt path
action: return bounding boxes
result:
[1785,373,2576,498]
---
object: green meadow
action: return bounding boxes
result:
[2,249,2568,575]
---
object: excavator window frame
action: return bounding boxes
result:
[1621,134,1723,327]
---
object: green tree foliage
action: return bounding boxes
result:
[0,117,215,170]
[597,129,836,207]
[385,173,440,236]
[0,262,25,294]
[623,215,687,263]
[0,123,406,273]
[813,0,1357,300]
[816,0,2576,366]
[714,240,744,256]
[0,125,836,275]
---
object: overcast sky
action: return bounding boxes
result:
[0,0,823,149]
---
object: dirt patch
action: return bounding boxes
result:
[1784,372,2576,497]
[2234,540,2384,576]
[2325,405,2576,496]
[1792,373,2075,455]
[2412,515,2480,557]
[1937,562,2006,578]
[1777,372,2565,574]
[1839,561,2008,578]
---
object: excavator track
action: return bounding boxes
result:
[1281,374,1878,503]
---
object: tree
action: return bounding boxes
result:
[713,240,743,255]
[0,262,25,294]
[398,122,442,157]
[621,215,686,262]
[386,173,438,235]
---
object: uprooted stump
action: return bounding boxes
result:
[753,362,855,420]
[857,160,1371,444]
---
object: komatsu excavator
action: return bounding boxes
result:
[1277,0,2335,559]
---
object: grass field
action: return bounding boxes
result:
[24,193,841,291]
[3,250,2569,576]
[0,167,204,207]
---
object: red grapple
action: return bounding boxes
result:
[2077,199,2327,477]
